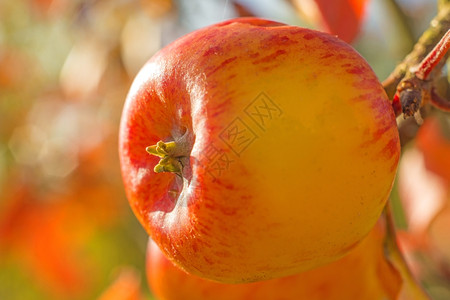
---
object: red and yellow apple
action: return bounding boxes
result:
[145,219,401,300]
[119,17,400,283]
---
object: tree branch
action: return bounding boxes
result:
[383,4,450,100]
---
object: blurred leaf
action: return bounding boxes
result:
[120,12,162,78]
[60,37,109,100]
[140,0,173,18]
[397,148,447,236]
[232,1,257,17]
[0,48,30,89]
[97,267,144,300]
[290,0,369,43]
[0,138,148,299]
[415,117,450,184]
[0,186,90,299]
[429,200,450,267]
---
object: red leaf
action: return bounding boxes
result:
[291,0,369,43]
[97,268,143,300]
[415,117,450,184]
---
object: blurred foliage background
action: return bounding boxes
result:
[0,0,448,299]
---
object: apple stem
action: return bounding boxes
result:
[146,141,183,174]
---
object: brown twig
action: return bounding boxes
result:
[430,88,450,111]
[382,4,450,117]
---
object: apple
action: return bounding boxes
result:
[119,17,400,283]
[145,219,401,300]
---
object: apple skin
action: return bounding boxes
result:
[119,17,400,283]
[145,220,401,300]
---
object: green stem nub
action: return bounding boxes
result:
[146,141,182,174]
